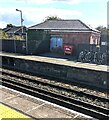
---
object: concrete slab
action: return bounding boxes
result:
[0,90,19,102]
[1,86,94,119]
[27,104,73,118]
[4,95,43,113]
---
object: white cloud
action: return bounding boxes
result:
[16,0,103,5]
[15,0,81,4]
[23,7,82,27]
[0,7,82,28]
[24,0,52,4]
[0,8,24,28]
[83,18,107,28]
[0,0,107,28]
[52,0,81,4]
[0,8,16,14]
[0,21,7,28]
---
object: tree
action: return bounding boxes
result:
[96,26,109,45]
[6,24,15,28]
[0,29,24,40]
[44,15,62,21]
[0,29,9,39]
[96,26,108,35]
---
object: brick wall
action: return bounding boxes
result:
[50,32,91,46]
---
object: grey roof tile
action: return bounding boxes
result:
[29,20,87,29]
[3,26,26,33]
[28,20,99,33]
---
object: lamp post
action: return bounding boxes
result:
[16,9,24,33]
[16,9,28,54]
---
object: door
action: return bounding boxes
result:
[57,37,63,48]
[50,36,63,51]
[50,37,57,51]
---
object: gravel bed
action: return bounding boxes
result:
[1,73,108,109]
[1,68,108,99]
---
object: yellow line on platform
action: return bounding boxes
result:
[0,103,31,119]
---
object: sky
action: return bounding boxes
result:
[0,0,108,28]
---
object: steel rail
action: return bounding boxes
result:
[2,65,108,92]
[1,76,109,119]
[1,70,109,102]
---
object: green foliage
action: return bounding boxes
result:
[44,15,62,21]
[6,24,15,28]
[96,26,109,35]
[0,29,24,40]
[10,35,24,40]
[0,29,9,39]
[96,26,109,44]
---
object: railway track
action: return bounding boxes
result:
[1,67,108,98]
[0,68,109,119]
[2,65,108,93]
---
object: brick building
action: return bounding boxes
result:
[28,20,100,54]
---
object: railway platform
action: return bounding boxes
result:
[0,103,30,119]
[0,52,108,72]
[0,86,94,119]
[1,52,108,90]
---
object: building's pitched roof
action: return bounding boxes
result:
[3,26,26,33]
[29,20,100,33]
[3,27,11,32]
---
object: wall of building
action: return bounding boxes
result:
[50,31,100,54]
[50,31,91,55]
[27,29,50,41]
[27,39,50,55]
[50,31,91,45]
[27,30,50,54]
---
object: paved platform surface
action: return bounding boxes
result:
[0,52,108,72]
[0,86,95,119]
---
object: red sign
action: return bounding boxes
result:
[64,45,74,54]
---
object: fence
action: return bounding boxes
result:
[1,39,26,54]
[77,44,108,54]
[77,44,109,65]
[0,38,50,55]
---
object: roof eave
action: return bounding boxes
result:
[28,28,100,33]
[29,28,89,30]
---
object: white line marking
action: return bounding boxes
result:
[73,114,79,119]
[4,94,20,101]
[26,103,45,113]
